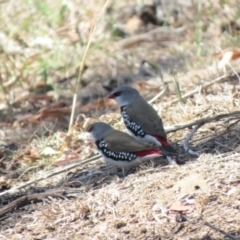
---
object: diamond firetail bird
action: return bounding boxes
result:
[108,85,177,154]
[88,122,174,168]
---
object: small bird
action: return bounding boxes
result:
[88,122,172,168]
[108,85,177,154]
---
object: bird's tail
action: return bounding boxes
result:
[162,144,178,155]
[153,135,178,155]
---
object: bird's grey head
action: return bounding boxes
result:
[108,85,140,106]
[88,122,112,141]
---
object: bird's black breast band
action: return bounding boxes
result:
[121,106,145,137]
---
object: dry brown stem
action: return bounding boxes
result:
[0,155,101,198]
[203,219,240,240]
[169,74,227,105]
[166,111,240,133]
[0,189,66,219]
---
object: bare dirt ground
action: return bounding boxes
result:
[0,0,240,239]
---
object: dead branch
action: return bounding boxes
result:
[0,154,101,198]
[203,219,240,240]
[0,189,66,219]
[183,215,240,240]
[165,111,240,133]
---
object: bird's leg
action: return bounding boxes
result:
[121,167,126,177]
[166,155,173,164]
[166,156,178,165]
[118,167,128,178]
[120,167,135,177]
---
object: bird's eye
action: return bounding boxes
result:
[114,91,121,97]
[88,125,94,132]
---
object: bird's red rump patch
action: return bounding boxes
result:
[153,135,169,146]
[135,149,161,157]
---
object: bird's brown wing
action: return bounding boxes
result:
[104,130,159,152]
[126,98,167,138]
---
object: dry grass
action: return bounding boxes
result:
[0,0,240,239]
[1,79,240,239]
[1,153,240,239]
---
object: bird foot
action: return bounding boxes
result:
[120,167,134,177]
[166,155,173,164]
[186,148,199,156]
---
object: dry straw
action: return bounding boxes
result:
[68,0,110,134]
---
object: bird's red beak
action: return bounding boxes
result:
[108,93,115,99]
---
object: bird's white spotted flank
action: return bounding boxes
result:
[96,139,137,162]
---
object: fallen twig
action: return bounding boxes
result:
[0,154,101,198]
[0,189,66,219]
[165,111,240,133]
[203,219,240,240]
[169,74,227,105]
[17,165,43,180]
[148,89,165,104]
[183,215,240,240]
